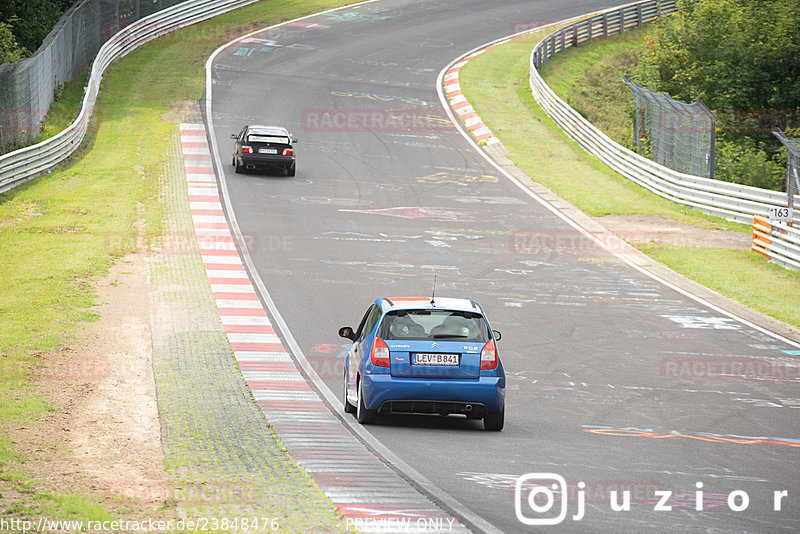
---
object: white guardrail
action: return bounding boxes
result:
[0,0,259,194]
[528,0,800,269]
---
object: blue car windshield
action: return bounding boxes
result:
[380,310,488,342]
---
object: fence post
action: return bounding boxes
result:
[773,130,799,227]
[603,13,608,37]
[697,100,715,179]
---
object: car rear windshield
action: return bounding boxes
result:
[248,135,289,144]
[379,310,488,342]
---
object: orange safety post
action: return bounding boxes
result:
[751,214,772,259]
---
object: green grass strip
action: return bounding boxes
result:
[0,0,358,523]
[539,25,652,148]
[458,27,800,328]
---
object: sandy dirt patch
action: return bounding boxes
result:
[7,250,169,517]
[595,214,751,249]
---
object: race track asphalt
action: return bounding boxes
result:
[208,1,800,531]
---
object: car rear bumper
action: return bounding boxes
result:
[362,374,504,412]
[239,154,294,168]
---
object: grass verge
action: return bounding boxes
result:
[539,25,652,147]
[0,0,358,524]
[458,27,800,328]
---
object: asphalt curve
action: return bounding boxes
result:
[208,1,800,532]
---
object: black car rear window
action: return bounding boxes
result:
[248,135,289,144]
[379,310,488,342]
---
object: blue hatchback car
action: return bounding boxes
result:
[338,297,505,431]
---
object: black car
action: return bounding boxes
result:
[231,125,297,176]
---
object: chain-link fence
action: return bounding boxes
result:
[773,130,800,210]
[622,77,715,179]
[0,0,190,152]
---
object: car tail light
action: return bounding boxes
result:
[242,146,253,154]
[480,339,498,370]
[282,148,294,156]
[371,337,390,367]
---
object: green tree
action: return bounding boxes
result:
[639,0,800,190]
[0,0,74,57]
[0,20,25,63]
[640,0,800,112]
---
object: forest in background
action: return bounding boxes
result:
[639,0,800,189]
[0,0,73,63]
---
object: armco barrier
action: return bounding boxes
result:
[0,0,259,194]
[528,0,796,227]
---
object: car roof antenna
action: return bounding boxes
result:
[430,273,437,306]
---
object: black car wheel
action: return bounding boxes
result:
[233,156,242,174]
[356,379,377,424]
[484,406,504,431]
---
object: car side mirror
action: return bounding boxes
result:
[291,138,298,144]
[339,326,356,341]
[493,330,502,341]
[230,134,237,139]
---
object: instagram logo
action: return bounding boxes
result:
[515,473,579,526]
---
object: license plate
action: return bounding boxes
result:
[413,353,459,366]
[258,148,277,154]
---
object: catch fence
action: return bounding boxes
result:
[0,0,260,193]
[0,0,200,151]
[623,77,715,179]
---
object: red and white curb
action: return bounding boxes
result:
[179,124,469,534]
[443,48,500,146]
